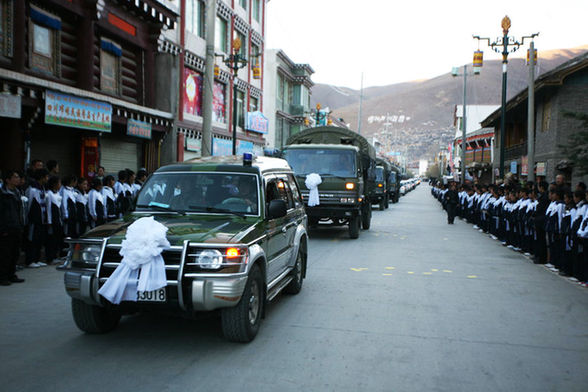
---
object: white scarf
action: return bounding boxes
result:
[305,173,322,207]
[98,216,170,304]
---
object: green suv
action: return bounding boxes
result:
[62,155,308,342]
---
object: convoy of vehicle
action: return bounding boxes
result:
[60,129,420,342]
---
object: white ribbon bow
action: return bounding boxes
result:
[305,173,322,207]
[98,216,170,304]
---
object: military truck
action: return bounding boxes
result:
[373,157,391,210]
[388,164,401,203]
[281,126,376,239]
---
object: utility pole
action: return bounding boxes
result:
[357,72,363,134]
[201,0,216,157]
[527,40,536,182]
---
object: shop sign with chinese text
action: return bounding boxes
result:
[127,119,152,139]
[245,111,268,134]
[45,90,112,132]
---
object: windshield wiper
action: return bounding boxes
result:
[136,203,185,215]
[193,206,246,218]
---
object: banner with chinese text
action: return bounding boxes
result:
[127,119,152,139]
[45,90,112,132]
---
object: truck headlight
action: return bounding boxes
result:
[197,249,223,270]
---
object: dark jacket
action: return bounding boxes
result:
[444,189,459,205]
[0,186,24,232]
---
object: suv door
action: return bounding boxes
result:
[264,176,292,282]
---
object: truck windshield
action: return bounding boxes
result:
[376,167,384,182]
[283,149,356,177]
[389,172,397,184]
[136,172,259,215]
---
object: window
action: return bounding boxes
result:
[252,0,261,22]
[249,96,258,113]
[100,39,122,95]
[0,0,13,57]
[542,99,551,132]
[287,174,303,208]
[233,30,246,57]
[29,6,61,76]
[186,0,204,38]
[239,0,248,10]
[236,90,245,129]
[215,16,227,53]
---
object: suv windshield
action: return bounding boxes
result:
[283,148,356,177]
[136,172,259,215]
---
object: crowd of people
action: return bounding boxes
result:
[0,160,148,286]
[431,174,588,287]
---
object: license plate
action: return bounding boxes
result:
[136,288,166,302]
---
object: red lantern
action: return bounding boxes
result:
[473,51,483,68]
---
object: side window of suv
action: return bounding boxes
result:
[266,177,293,210]
[287,174,303,208]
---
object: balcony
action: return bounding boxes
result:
[504,143,527,161]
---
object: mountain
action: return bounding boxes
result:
[310,46,588,163]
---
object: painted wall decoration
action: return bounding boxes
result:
[212,82,226,123]
[45,90,112,132]
[183,68,203,117]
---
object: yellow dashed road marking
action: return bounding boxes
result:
[467,275,478,279]
[350,268,368,272]
[407,271,414,274]
[385,267,395,270]
[431,269,439,272]
[382,273,393,276]
[422,272,432,275]
[443,270,453,273]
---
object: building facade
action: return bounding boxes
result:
[176,0,268,161]
[0,0,179,177]
[263,49,314,149]
[481,53,588,184]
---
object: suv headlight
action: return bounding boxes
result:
[71,243,102,266]
[197,249,223,270]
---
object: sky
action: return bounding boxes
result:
[266,0,588,89]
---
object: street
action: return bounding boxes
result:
[1,185,587,392]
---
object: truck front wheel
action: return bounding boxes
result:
[361,203,371,230]
[71,298,121,334]
[221,265,263,342]
[349,216,360,239]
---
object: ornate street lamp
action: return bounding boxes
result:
[474,16,538,180]
[216,38,251,155]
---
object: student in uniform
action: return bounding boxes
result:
[45,176,64,264]
[75,178,89,236]
[115,170,131,216]
[102,175,118,222]
[533,181,550,264]
[61,175,78,239]
[134,169,147,195]
[0,170,26,285]
[545,187,565,271]
[577,191,588,286]
[443,181,459,224]
[571,189,587,282]
[25,168,49,268]
[88,178,105,228]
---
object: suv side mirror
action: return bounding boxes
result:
[267,199,287,219]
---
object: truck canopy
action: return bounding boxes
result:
[286,126,376,161]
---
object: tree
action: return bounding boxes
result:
[558,111,588,175]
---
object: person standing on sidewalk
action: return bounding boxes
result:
[444,181,459,224]
[0,170,26,285]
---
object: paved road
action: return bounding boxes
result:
[1,185,587,392]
